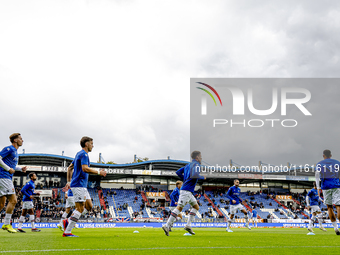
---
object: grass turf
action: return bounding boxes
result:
[1,227,340,254]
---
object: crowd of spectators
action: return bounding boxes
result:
[3,184,335,223]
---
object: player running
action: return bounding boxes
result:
[18,172,41,232]
[169,180,183,231]
[226,179,251,232]
[57,189,75,231]
[0,133,27,233]
[306,182,326,232]
[62,136,106,237]
[162,151,206,236]
[251,208,258,228]
[315,149,340,235]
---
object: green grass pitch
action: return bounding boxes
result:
[1,227,340,254]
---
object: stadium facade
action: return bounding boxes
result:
[17,153,315,191]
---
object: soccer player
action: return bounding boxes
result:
[169,180,183,231]
[162,151,206,236]
[0,133,27,233]
[306,182,326,232]
[251,208,258,228]
[315,149,340,235]
[62,136,106,237]
[226,179,251,232]
[18,172,41,232]
[57,189,75,231]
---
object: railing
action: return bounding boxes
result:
[112,195,119,218]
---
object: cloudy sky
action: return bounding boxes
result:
[1,0,340,164]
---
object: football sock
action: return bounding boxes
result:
[166,208,180,228]
[4,214,12,225]
[65,210,81,234]
[227,218,233,229]
[18,216,25,229]
[30,215,35,229]
[318,215,323,228]
[331,221,338,231]
[186,208,198,227]
[60,212,68,226]
[244,215,249,225]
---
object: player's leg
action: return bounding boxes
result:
[327,204,338,234]
[2,194,17,233]
[18,208,27,232]
[184,202,198,235]
[316,211,326,231]
[59,207,70,230]
[163,192,187,235]
[308,211,316,232]
[241,208,251,230]
[163,205,183,235]
[183,192,199,234]
[334,192,340,235]
[170,209,183,230]
[335,205,340,234]
[227,213,234,232]
[83,197,92,216]
[59,195,76,231]
[0,195,7,228]
[0,196,6,211]
[63,201,84,236]
[327,189,340,235]
[28,206,40,232]
[253,217,257,227]
[165,193,186,228]
[165,205,183,228]
[63,188,89,237]
[336,205,340,222]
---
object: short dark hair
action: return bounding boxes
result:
[9,133,20,143]
[191,151,201,160]
[80,136,93,148]
[323,149,332,158]
[234,179,239,183]
[313,181,316,187]
[29,172,36,179]
[176,181,182,187]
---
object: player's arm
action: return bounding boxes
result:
[191,163,206,180]
[306,195,311,210]
[176,167,184,180]
[315,168,321,197]
[0,155,15,174]
[226,188,236,204]
[12,165,28,173]
[33,184,40,196]
[197,167,206,180]
[170,191,175,201]
[81,165,106,177]
[174,189,180,204]
[67,163,74,183]
[21,184,30,198]
[62,163,74,192]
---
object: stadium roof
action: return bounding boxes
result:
[18,153,188,171]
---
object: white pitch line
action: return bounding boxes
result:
[1,246,340,253]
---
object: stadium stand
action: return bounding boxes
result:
[0,153,323,224]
